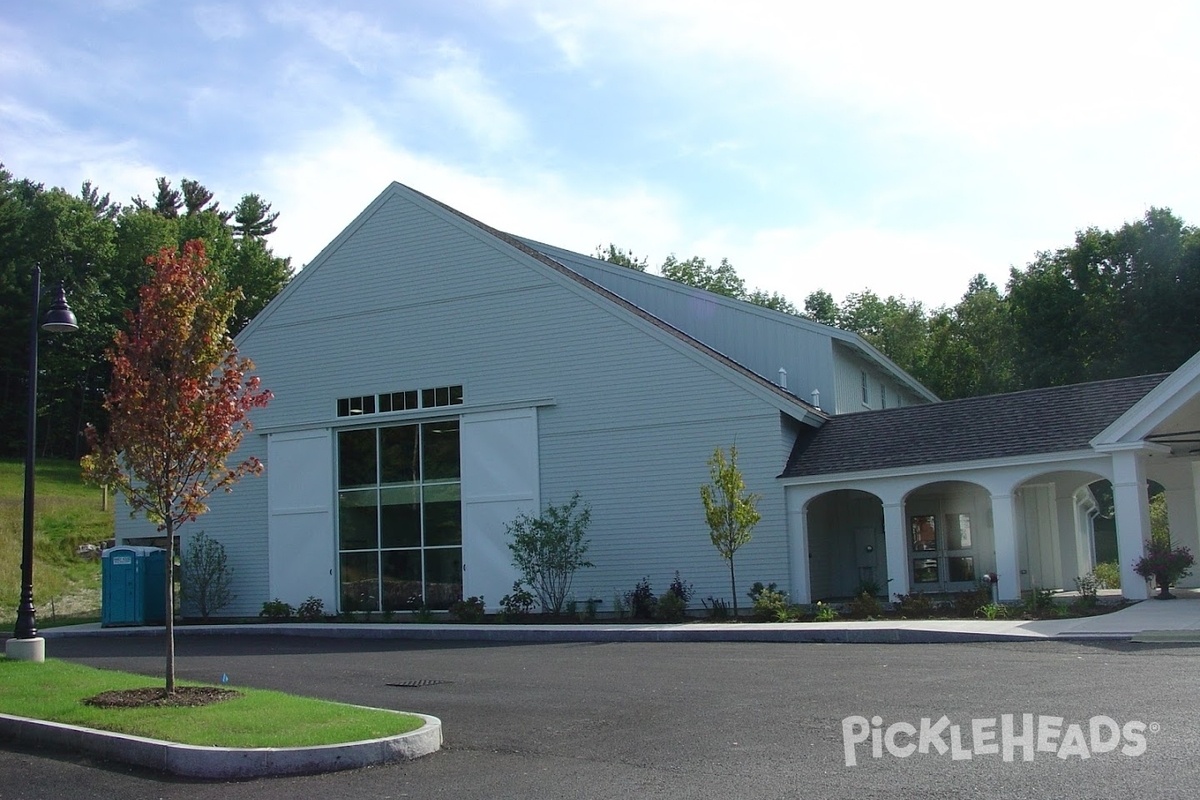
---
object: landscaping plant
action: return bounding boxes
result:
[83,241,271,695]
[449,595,486,622]
[505,492,594,615]
[655,590,687,621]
[626,577,657,619]
[499,582,535,618]
[179,530,234,620]
[1133,539,1195,599]
[296,596,326,621]
[750,585,791,621]
[701,445,761,617]
[848,591,884,618]
[260,599,294,619]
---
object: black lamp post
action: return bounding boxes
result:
[6,266,77,662]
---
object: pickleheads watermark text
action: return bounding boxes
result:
[841,714,1155,766]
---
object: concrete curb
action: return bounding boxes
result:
[43,621,1131,644]
[0,710,442,779]
[1129,630,1200,643]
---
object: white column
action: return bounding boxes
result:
[787,489,812,604]
[882,501,909,601]
[991,493,1021,602]
[1158,461,1200,589]
[1112,450,1151,600]
[1056,492,1083,581]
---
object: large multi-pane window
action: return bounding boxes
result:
[337,421,461,611]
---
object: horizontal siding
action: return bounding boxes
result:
[540,412,791,607]
[151,185,807,613]
[831,341,925,414]
[112,444,270,619]
[538,245,839,410]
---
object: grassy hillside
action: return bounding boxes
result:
[0,458,112,627]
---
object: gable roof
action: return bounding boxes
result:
[1093,348,1200,448]
[408,187,828,424]
[244,182,827,426]
[781,373,1170,479]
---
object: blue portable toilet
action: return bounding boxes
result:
[101,546,168,627]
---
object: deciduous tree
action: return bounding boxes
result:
[505,493,594,615]
[83,240,270,693]
[701,446,760,617]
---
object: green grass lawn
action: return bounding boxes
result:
[0,658,424,748]
[0,458,110,627]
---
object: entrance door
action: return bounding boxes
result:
[909,512,977,592]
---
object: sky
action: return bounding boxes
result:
[3,1,1199,310]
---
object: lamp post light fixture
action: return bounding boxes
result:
[6,266,78,663]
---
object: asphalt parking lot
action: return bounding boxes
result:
[1,635,1196,799]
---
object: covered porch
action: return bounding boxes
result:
[781,354,1200,603]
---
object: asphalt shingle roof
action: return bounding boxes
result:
[782,373,1170,478]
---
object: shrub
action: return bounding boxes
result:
[1022,587,1058,617]
[848,591,883,618]
[260,598,294,619]
[655,590,688,621]
[814,601,839,622]
[702,596,730,620]
[627,577,657,619]
[1092,560,1121,589]
[752,586,791,621]
[976,602,1009,620]
[952,585,993,617]
[296,596,325,621]
[505,493,594,614]
[1072,573,1099,611]
[894,592,934,618]
[450,595,486,622]
[499,582,535,618]
[855,578,881,597]
[747,581,779,603]
[180,531,234,619]
[645,571,693,621]
[1133,540,1195,594]
[668,571,694,604]
[611,590,629,619]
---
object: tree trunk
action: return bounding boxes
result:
[165,518,176,694]
[729,556,738,618]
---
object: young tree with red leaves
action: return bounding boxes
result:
[83,240,270,693]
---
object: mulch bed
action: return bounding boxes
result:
[83,686,242,709]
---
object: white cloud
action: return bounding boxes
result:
[726,223,1015,310]
[193,4,250,40]
[531,10,589,68]
[259,115,681,270]
[403,60,528,152]
[265,5,404,74]
[0,97,158,205]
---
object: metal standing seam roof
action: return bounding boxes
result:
[408,186,827,422]
[781,372,1171,479]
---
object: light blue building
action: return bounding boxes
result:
[117,183,1198,613]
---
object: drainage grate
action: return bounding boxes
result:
[387,679,451,688]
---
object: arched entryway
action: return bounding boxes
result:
[1013,470,1111,592]
[805,490,886,600]
[903,481,995,593]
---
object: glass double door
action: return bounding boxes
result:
[909,512,977,591]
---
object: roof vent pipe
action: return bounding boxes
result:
[778,368,787,389]
[811,389,821,410]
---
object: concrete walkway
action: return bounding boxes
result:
[41,591,1200,645]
